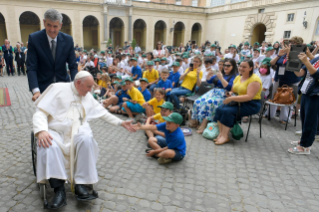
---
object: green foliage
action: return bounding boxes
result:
[131,39,137,50]
[107,38,112,47]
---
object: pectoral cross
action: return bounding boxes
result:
[79,116,83,125]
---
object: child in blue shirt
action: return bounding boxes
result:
[131,58,142,80]
[103,81,131,113]
[138,78,152,101]
[168,62,181,88]
[133,112,186,164]
[156,68,173,96]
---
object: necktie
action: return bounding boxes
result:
[51,40,56,61]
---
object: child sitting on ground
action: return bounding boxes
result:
[142,88,165,117]
[122,77,146,123]
[133,112,186,164]
[103,81,120,98]
[157,68,173,98]
[138,78,152,102]
[144,101,174,140]
[103,81,131,113]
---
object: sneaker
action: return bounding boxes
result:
[134,113,144,122]
[157,157,172,164]
[295,130,302,135]
[316,135,319,141]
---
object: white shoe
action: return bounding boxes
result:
[288,146,310,155]
[134,113,144,122]
[290,141,300,145]
[295,130,302,135]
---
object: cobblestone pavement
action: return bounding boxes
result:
[1,76,319,212]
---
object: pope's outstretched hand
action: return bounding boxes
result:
[121,120,136,133]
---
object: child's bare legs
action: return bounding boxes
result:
[197,119,208,134]
[145,130,154,138]
[144,105,154,117]
[158,149,176,159]
[109,105,120,113]
[103,96,119,108]
[148,137,161,150]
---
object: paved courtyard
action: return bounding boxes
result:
[1,76,319,212]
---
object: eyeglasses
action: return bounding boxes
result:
[223,64,232,67]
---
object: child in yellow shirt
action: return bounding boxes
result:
[142,88,165,117]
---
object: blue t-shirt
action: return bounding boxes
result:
[116,89,131,104]
[138,87,151,101]
[207,74,236,91]
[274,54,301,86]
[132,66,142,80]
[156,122,186,156]
[168,71,181,88]
[156,79,173,95]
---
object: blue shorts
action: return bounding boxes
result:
[155,136,184,161]
[122,101,145,113]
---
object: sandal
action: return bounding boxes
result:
[242,117,249,123]
[145,148,158,159]
[288,146,310,155]
[290,141,300,145]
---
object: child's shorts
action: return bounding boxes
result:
[122,101,145,113]
[155,135,184,161]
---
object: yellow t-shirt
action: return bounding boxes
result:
[143,69,159,83]
[232,74,262,100]
[98,80,108,89]
[148,98,165,114]
[153,113,165,123]
[181,68,203,91]
[128,86,145,105]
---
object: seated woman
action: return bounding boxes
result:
[213,59,262,145]
[170,55,203,109]
[191,58,238,133]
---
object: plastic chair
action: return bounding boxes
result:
[259,85,298,131]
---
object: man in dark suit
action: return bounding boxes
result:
[15,43,26,76]
[2,39,14,76]
[27,9,77,102]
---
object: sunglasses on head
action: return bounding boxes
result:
[223,64,232,67]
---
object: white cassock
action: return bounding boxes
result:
[33,82,122,186]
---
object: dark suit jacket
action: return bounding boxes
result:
[1,45,13,60]
[14,50,25,63]
[26,29,78,93]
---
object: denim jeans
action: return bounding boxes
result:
[169,87,191,109]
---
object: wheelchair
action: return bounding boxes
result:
[31,131,99,209]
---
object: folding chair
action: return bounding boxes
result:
[260,85,298,131]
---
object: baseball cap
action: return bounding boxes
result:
[147,61,154,66]
[244,42,250,46]
[130,57,137,61]
[112,81,120,85]
[114,75,122,79]
[139,78,149,83]
[120,81,126,86]
[210,44,217,48]
[253,42,260,46]
[266,47,274,52]
[158,102,174,111]
[100,51,105,54]
[142,54,146,57]
[182,55,189,59]
[172,62,180,66]
[163,112,183,125]
[124,77,134,82]
[229,44,236,49]
[161,57,167,61]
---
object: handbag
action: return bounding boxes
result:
[270,84,295,104]
[230,103,243,140]
[202,122,219,140]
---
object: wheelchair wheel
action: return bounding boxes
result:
[31,131,37,177]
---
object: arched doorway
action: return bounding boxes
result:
[133,19,146,51]
[0,13,7,44]
[191,23,201,46]
[109,17,124,49]
[173,22,185,47]
[83,15,100,51]
[19,11,40,44]
[154,21,166,48]
[251,24,266,45]
[61,14,72,36]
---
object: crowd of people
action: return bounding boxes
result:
[76,37,319,155]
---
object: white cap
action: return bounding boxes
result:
[74,71,92,81]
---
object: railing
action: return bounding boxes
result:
[104,0,132,5]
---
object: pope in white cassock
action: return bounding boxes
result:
[33,71,135,209]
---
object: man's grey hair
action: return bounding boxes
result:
[44,9,63,24]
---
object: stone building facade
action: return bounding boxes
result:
[0,0,318,52]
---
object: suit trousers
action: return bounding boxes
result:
[5,58,13,75]
[300,94,319,148]
[17,61,25,75]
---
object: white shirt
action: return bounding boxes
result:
[84,61,95,68]
[224,53,239,62]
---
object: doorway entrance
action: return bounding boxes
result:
[251,24,266,44]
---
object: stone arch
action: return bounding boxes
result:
[154,20,167,49]
[191,22,202,46]
[19,11,41,44]
[109,17,124,48]
[242,12,276,45]
[61,14,72,36]
[83,15,100,51]
[0,13,7,44]
[173,21,185,47]
[133,19,147,51]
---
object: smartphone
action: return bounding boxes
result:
[283,39,289,46]
[190,63,194,68]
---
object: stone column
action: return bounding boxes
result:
[128,7,133,42]
[103,5,108,41]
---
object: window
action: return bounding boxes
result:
[231,0,246,3]
[287,13,294,22]
[284,31,291,39]
[192,0,198,6]
[316,20,319,36]
[176,0,181,5]
[211,0,225,7]
[259,9,265,13]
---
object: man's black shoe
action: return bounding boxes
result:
[75,184,90,199]
[50,189,67,210]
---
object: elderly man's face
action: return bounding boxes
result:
[43,19,62,39]
[75,76,94,96]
